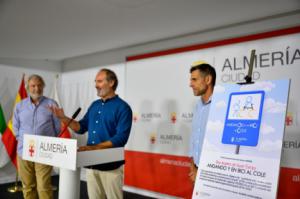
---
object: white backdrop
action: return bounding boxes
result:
[124,31,300,198]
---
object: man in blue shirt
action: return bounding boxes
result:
[50,68,132,199]
[188,62,216,184]
[13,74,61,199]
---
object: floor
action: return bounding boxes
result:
[0,175,152,199]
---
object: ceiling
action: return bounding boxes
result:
[0,0,299,61]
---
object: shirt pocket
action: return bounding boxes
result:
[37,107,53,124]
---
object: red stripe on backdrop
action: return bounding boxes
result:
[124,150,193,199]
[277,167,300,199]
[127,26,300,61]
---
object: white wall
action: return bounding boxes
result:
[62,12,300,71]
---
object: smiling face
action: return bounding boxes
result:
[189,69,209,97]
[28,77,44,102]
[95,71,115,100]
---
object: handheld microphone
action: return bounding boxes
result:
[58,107,81,137]
[71,107,81,119]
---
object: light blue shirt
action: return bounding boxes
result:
[189,98,211,166]
[13,96,61,156]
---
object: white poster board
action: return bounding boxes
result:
[192,79,290,199]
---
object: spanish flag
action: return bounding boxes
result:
[1,75,27,168]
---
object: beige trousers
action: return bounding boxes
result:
[86,166,124,199]
[17,156,53,199]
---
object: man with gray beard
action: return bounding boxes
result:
[13,74,60,199]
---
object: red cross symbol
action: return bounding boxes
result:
[171,115,176,124]
[286,115,293,126]
[29,145,35,157]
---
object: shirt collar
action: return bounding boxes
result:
[201,95,212,105]
[28,96,45,106]
[100,95,118,103]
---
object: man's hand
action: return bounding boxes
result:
[77,145,95,151]
[77,141,114,152]
[48,105,66,120]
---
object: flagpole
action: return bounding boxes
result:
[7,171,22,193]
[51,74,59,192]
[6,75,26,193]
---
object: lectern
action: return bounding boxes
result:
[22,134,124,199]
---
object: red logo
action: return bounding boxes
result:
[150,132,156,144]
[133,112,138,122]
[170,112,177,124]
[286,112,293,126]
[28,140,35,157]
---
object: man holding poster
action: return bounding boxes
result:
[188,62,216,183]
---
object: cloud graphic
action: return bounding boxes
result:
[214,85,225,93]
[203,139,220,152]
[206,120,223,133]
[216,100,226,109]
[258,140,282,152]
[264,98,286,113]
[240,81,275,92]
[260,123,275,135]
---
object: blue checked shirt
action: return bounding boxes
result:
[189,98,211,167]
[13,96,61,156]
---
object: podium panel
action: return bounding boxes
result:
[22,135,124,199]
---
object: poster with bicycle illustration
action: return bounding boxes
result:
[193,79,290,199]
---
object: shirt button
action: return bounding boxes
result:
[93,131,96,134]
[102,103,104,105]
[96,121,98,123]
[98,111,101,114]
[92,141,95,144]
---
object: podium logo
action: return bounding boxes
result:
[28,139,36,157]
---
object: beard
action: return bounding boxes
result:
[97,87,109,98]
[194,86,207,96]
[30,93,42,101]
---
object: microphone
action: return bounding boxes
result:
[71,107,81,120]
[58,107,81,137]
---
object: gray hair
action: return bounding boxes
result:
[27,74,45,88]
